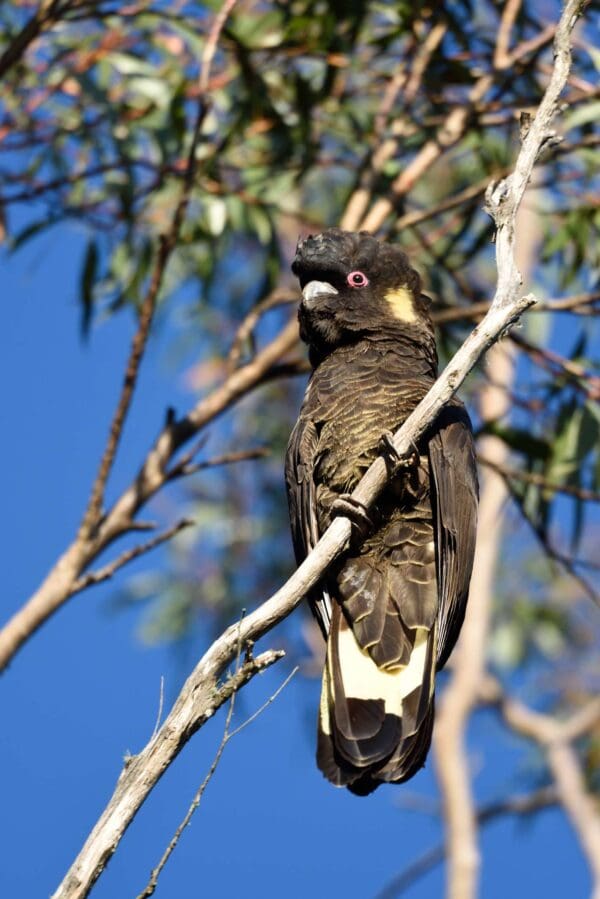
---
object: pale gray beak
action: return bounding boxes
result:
[301,280,338,308]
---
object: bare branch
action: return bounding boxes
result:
[433,288,600,324]
[199,0,238,94]
[375,786,558,899]
[226,287,299,372]
[0,0,62,80]
[494,0,523,70]
[479,454,600,503]
[0,316,298,672]
[166,447,269,481]
[78,4,225,539]
[482,677,600,895]
[135,690,238,899]
[430,4,583,888]
[340,18,448,232]
[69,519,195,595]
[53,646,285,899]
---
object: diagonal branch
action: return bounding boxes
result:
[0,0,255,673]
[135,664,297,899]
[0,0,63,80]
[79,0,234,538]
[0,316,298,672]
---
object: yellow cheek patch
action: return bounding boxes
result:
[385,286,417,323]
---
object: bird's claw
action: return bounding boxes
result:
[330,494,373,541]
[378,431,420,477]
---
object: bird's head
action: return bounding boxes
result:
[291,229,433,359]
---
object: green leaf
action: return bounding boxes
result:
[564,101,600,132]
[80,240,99,338]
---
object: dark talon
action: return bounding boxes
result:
[378,431,420,476]
[331,494,373,540]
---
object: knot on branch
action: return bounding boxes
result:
[484,177,514,226]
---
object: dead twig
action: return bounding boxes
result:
[69,519,195,595]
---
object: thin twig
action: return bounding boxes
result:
[150,677,165,742]
[511,332,600,399]
[433,289,600,324]
[0,0,62,80]
[494,0,523,69]
[69,519,194,595]
[78,0,239,539]
[479,454,600,503]
[137,665,298,898]
[136,615,248,899]
[228,665,299,740]
[226,287,299,372]
[167,447,269,481]
[502,477,600,606]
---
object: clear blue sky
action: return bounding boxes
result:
[0,223,591,899]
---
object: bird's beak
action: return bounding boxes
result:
[301,280,338,309]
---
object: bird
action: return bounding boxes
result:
[285,228,478,795]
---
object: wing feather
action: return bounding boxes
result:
[427,403,478,670]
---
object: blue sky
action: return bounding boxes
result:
[0,223,592,899]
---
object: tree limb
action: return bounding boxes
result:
[0,316,298,672]
[52,645,285,899]
[482,677,600,897]
[135,663,298,899]
[375,786,558,899]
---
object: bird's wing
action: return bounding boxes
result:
[285,414,319,561]
[285,413,332,635]
[427,402,479,670]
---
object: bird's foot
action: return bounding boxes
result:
[330,494,373,541]
[378,431,420,477]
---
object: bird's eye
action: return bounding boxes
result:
[347,271,369,288]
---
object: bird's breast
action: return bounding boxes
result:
[307,345,435,493]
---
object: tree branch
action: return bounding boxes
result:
[52,645,285,899]
[0,0,63,80]
[0,316,298,672]
[69,519,195,595]
[135,662,298,899]
[482,677,600,896]
[431,5,582,894]
[478,453,600,503]
[375,786,558,899]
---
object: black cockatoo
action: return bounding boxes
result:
[285,229,478,795]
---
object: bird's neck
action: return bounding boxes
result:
[310,331,438,379]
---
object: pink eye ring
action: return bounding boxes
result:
[347,270,369,288]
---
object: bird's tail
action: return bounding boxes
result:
[316,601,436,795]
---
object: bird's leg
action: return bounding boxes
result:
[330,494,374,541]
[378,431,420,479]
